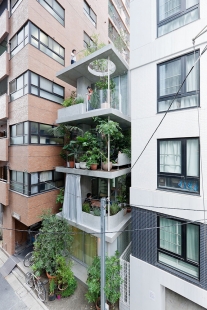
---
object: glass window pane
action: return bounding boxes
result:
[10,35,17,51]
[186,53,199,92]
[40,171,52,181]
[30,122,38,134]
[84,1,90,14]
[24,172,28,185]
[24,122,28,134]
[59,46,64,57]
[159,59,181,96]
[31,172,38,184]
[17,171,23,183]
[159,0,181,22]
[40,31,48,46]
[187,224,199,263]
[45,0,52,5]
[187,139,199,177]
[53,41,60,54]
[186,0,198,9]
[40,89,63,103]
[17,29,24,43]
[159,252,198,278]
[11,125,16,137]
[16,75,23,90]
[16,123,23,135]
[90,9,96,23]
[40,77,52,92]
[158,94,199,112]
[11,170,16,181]
[10,80,16,93]
[10,136,23,144]
[160,140,181,173]
[31,24,39,39]
[31,72,38,86]
[25,36,29,45]
[24,135,28,143]
[24,23,28,37]
[53,83,63,96]
[31,37,39,48]
[31,86,38,95]
[160,217,181,255]
[54,1,64,18]
[48,37,53,50]
[40,123,52,135]
[31,185,38,194]
[31,135,38,143]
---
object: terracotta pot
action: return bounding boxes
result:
[58,283,68,291]
[46,272,56,280]
[69,161,75,168]
[90,164,98,170]
[102,162,112,171]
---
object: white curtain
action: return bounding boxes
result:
[160,140,181,173]
[186,53,199,93]
[159,59,181,96]
[159,94,198,112]
[187,139,199,177]
[62,174,82,223]
[160,217,181,255]
[186,0,198,9]
[187,224,199,263]
[159,0,181,22]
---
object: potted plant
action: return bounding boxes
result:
[79,153,88,169]
[85,252,122,310]
[56,188,64,211]
[48,278,56,301]
[82,202,90,213]
[63,140,82,168]
[31,211,73,278]
[86,148,101,170]
[110,203,120,216]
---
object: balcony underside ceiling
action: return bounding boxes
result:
[56,107,131,128]
[56,44,129,87]
[56,166,131,179]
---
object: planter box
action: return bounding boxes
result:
[58,103,86,119]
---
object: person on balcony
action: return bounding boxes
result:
[71,49,76,64]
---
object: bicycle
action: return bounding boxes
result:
[25,272,48,302]
[23,252,34,267]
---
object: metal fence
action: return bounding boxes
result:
[120,242,131,310]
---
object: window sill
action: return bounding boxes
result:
[157,105,200,115]
[156,187,200,197]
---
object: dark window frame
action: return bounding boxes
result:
[157,50,200,113]
[83,32,94,48]
[10,169,64,196]
[10,121,64,145]
[83,0,97,27]
[10,0,21,13]
[157,215,200,279]
[157,137,200,194]
[9,70,64,103]
[157,0,200,37]
[37,0,65,26]
[10,22,28,57]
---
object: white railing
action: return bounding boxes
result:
[120,242,131,310]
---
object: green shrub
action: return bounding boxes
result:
[93,207,101,216]
[110,203,120,215]
[82,203,90,213]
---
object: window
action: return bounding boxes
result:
[158,51,199,112]
[30,22,65,65]
[83,1,97,27]
[158,216,199,279]
[9,22,65,65]
[9,72,28,101]
[10,23,28,57]
[157,0,199,36]
[10,0,21,14]
[0,0,8,16]
[0,77,7,96]
[10,170,64,196]
[10,121,63,145]
[158,138,199,193]
[9,70,64,103]
[37,0,65,26]
[83,32,94,48]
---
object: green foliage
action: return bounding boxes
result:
[49,279,56,295]
[93,207,101,216]
[62,91,84,107]
[32,211,73,276]
[82,203,90,213]
[95,77,115,90]
[82,34,105,58]
[85,252,122,306]
[95,117,123,139]
[56,188,64,205]
[63,140,82,162]
[90,89,100,109]
[56,256,75,287]
[113,30,128,54]
[60,276,77,298]
[110,203,120,216]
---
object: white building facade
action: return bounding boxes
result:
[130,0,207,309]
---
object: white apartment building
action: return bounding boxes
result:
[130,0,207,309]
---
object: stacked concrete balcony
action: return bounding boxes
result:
[0,138,8,161]
[0,9,9,42]
[0,51,9,81]
[0,180,9,206]
[0,93,8,120]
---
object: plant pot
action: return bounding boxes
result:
[102,162,112,171]
[66,161,69,167]
[48,294,56,301]
[46,272,56,280]
[101,102,110,109]
[75,163,80,169]
[57,294,61,300]
[58,283,68,291]
[69,161,75,168]
[96,297,110,310]
[80,162,87,169]
[90,163,98,170]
